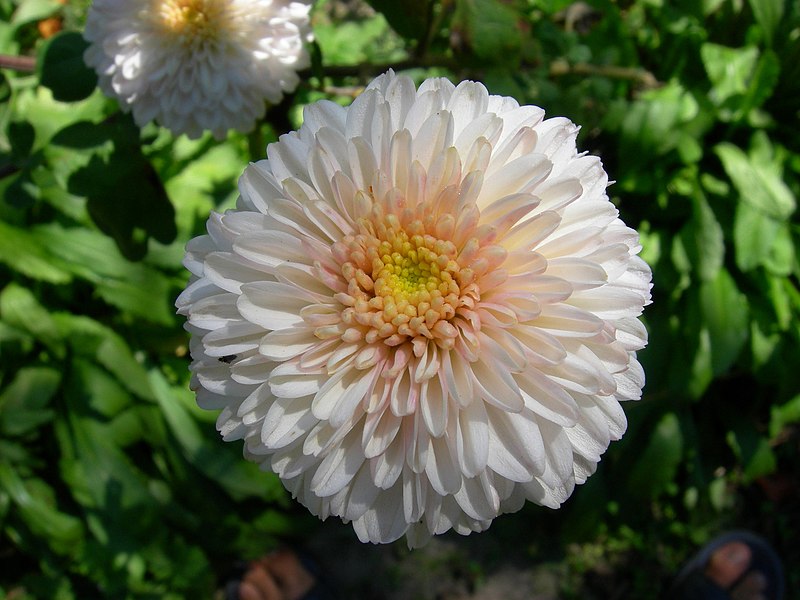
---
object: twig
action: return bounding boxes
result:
[0,54,36,72]
[548,59,659,88]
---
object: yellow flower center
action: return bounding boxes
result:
[158,0,225,41]
[331,208,478,351]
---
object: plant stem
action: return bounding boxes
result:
[0,55,36,72]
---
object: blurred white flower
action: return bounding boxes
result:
[176,71,652,546]
[83,0,313,139]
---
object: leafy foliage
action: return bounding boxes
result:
[1,0,799,597]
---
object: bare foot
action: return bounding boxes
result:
[704,541,768,600]
[238,549,316,600]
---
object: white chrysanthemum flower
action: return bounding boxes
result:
[177,71,652,547]
[83,0,313,139]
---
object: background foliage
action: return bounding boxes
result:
[0,0,798,597]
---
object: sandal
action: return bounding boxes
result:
[223,548,336,600]
[668,530,784,600]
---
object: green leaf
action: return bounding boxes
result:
[747,0,784,46]
[726,428,776,482]
[733,202,781,271]
[701,43,759,105]
[0,219,72,283]
[699,269,749,376]
[627,412,683,499]
[0,366,60,436]
[738,50,780,119]
[769,393,800,438]
[52,313,155,401]
[32,224,178,326]
[715,136,796,220]
[8,120,35,158]
[36,32,98,103]
[67,117,177,260]
[0,283,64,356]
[679,192,724,281]
[453,0,523,65]
[762,222,795,276]
[364,0,431,40]
[10,0,60,28]
[66,359,133,419]
[149,370,284,501]
[0,462,84,556]
[617,81,699,166]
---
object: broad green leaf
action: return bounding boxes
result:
[67,117,177,260]
[15,86,107,150]
[769,393,800,438]
[0,462,84,555]
[701,43,759,105]
[627,412,683,499]
[453,0,523,64]
[766,272,792,330]
[149,369,284,501]
[688,327,714,398]
[738,50,780,120]
[0,219,72,283]
[365,0,431,40]
[66,359,133,419]
[52,313,155,401]
[762,223,795,276]
[679,192,724,281]
[747,0,784,46]
[37,32,98,103]
[733,202,781,271]
[715,137,796,220]
[726,428,776,482]
[8,120,34,157]
[618,81,699,166]
[55,404,159,517]
[700,269,749,376]
[10,0,60,28]
[750,317,781,371]
[0,366,60,436]
[312,13,404,65]
[31,224,178,325]
[0,283,64,356]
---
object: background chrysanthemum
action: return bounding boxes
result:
[83,0,313,139]
[177,71,652,546]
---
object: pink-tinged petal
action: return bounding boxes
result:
[310,430,366,497]
[269,360,323,398]
[259,327,318,361]
[352,484,407,544]
[426,435,462,495]
[233,230,310,269]
[330,463,382,521]
[201,321,264,357]
[363,404,402,459]
[486,406,545,481]
[456,398,489,478]
[420,374,448,438]
[476,153,552,207]
[261,396,318,449]
[370,436,404,490]
[534,303,605,338]
[402,468,427,523]
[186,292,239,329]
[516,369,579,427]
[237,281,314,329]
[204,251,272,294]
